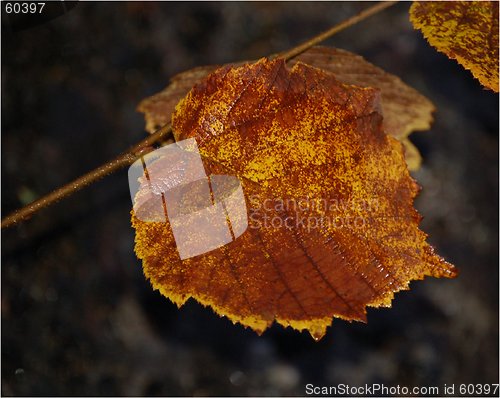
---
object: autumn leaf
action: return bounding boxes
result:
[287,47,435,142]
[139,65,218,136]
[131,58,456,340]
[410,1,499,92]
[138,46,435,170]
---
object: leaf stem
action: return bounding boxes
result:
[1,123,171,229]
[280,1,397,61]
[2,1,395,229]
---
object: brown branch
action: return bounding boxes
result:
[1,123,171,229]
[279,1,397,61]
[2,2,395,229]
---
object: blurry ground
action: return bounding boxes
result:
[2,2,498,396]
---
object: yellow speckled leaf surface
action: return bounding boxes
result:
[132,58,457,340]
[138,46,437,170]
[410,1,499,92]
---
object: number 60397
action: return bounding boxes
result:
[4,2,45,14]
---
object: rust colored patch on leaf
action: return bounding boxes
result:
[410,1,499,92]
[288,47,435,142]
[132,58,456,340]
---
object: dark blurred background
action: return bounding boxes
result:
[2,2,498,396]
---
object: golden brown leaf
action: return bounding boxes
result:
[288,47,435,141]
[138,46,435,170]
[400,138,422,171]
[410,1,499,92]
[131,58,456,340]
[138,65,218,134]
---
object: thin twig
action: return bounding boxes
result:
[279,1,397,61]
[1,123,171,229]
[2,2,395,229]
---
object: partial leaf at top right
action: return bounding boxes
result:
[410,1,499,92]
